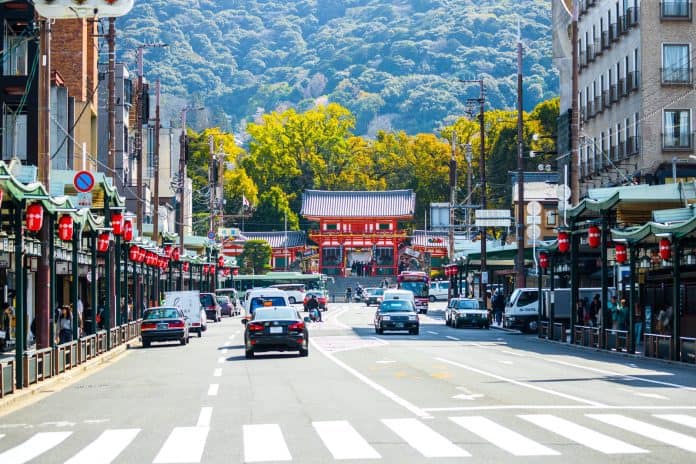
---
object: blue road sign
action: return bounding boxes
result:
[73,170,95,193]
[207,231,215,240]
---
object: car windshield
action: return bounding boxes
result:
[253,307,298,321]
[144,308,180,320]
[399,281,428,297]
[306,291,325,298]
[379,300,415,313]
[250,296,287,311]
[200,294,215,306]
[216,297,229,304]
[367,288,384,296]
[456,300,481,310]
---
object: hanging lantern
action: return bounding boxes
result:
[129,245,140,261]
[146,252,155,266]
[233,268,239,276]
[58,215,74,241]
[138,248,146,263]
[557,231,570,253]
[111,212,124,236]
[203,264,209,274]
[587,225,600,248]
[182,262,189,272]
[659,238,671,260]
[539,251,549,269]
[615,243,627,264]
[25,203,44,232]
[97,232,111,252]
[223,268,230,277]
[172,247,180,261]
[123,220,133,241]
[218,256,225,268]
[0,189,3,210]
[164,244,173,257]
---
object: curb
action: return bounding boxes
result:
[0,342,133,416]
[491,325,522,334]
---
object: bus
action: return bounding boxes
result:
[230,271,329,293]
[397,271,429,313]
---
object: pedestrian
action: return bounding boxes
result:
[1,302,12,350]
[607,295,618,329]
[345,287,352,302]
[589,294,601,327]
[58,306,73,344]
[657,305,673,335]
[492,290,505,326]
[576,299,586,326]
[633,302,644,345]
[613,298,627,331]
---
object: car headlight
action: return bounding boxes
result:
[381,316,391,321]
[408,315,417,321]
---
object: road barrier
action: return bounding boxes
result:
[0,320,141,399]
[551,322,565,341]
[643,333,672,360]
[680,336,696,364]
[574,325,600,348]
[540,321,550,339]
[605,329,628,352]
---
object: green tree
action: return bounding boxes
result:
[246,186,299,232]
[239,239,272,274]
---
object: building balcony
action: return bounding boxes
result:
[601,31,610,50]
[626,136,641,156]
[661,1,693,20]
[609,23,619,42]
[662,132,695,151]
[603,90,611,108]
[617,141,626,159]
[594,36,603,56]
[626,6,641,26]
[579,50,587,69]
[609,145,617,160]
[610,85,619,103]
[586,44,596,63]
[661,67,693,85]
[627,71,641,91]
[594,96,603,114]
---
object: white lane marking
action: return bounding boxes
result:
[196,407,213,427]
[654,414,696,429]
[520,414,647,454]
[452,393,484,400]
[499,360,513,365]
[382,418,469,458]
[634,392,668,400]
[327,306,352,329]
[427,331,439,335]
[0,431,72,464]
[213,368,222,377]
[83,419,109,424]
[221,349,228,354]
[424,405,696,412]
[376,360,397,364]
[501,350,525,357]
[313,421,381,460]
[436,357,606,407]
[217,356,225,364]
[451,416,558,456]
[243,424,291,462]
[207,384,219,396]
[588,414,696,452]
[153,427,209,463]
[540,358,696,392]
[65,429,140,464]
[312,340,430,418]
[445,336,460,341]
[0,434,4,440]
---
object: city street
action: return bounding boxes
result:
[1,302,695,463]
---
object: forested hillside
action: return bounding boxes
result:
[119,0,556,136]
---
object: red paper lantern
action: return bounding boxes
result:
[539,251,549,269]
[209,265,216,275]
[164,244,173,257]
[138,248,146,263]
[111,212,124,236]
[97,232,111,252]
[182,262,189,272]
[203,265,209,274]
[129,245,140,261]
[587,225,600,248]
[223,268,230,277]
[146,252,156,266]
[659,238,671,260]
[26,203,44,232]
[558,231,570,253]
[233,268,239,276]
[218,256,225,268]
[58,215,74,241]
[123,220,133,241]
[615,243,627,264]
[172,247,180,261]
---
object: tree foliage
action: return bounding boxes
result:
[239,239,273,274]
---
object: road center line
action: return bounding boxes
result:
[217,356,225,364]
[427,331,439,335]
[197,407,212,427]
[445,336,460,341]
[207,384,219,396]
[501,350,525,357]
[213,368,222,377]
[436,357,607,407]
[312,339,431,418]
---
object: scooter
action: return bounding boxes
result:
[308,307,321,322]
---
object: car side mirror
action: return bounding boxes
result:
[241,319,248,325]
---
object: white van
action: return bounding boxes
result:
[270,283,306,305]
[244,288,291,316]
[429,281,450,301]
[163,291,207,337]
[382,289,416,305]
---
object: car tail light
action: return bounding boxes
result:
[169,320,185,328]
[289,322,305,332]
[248,323,264,332]
[296,337,304,344]
[141,322,156,330]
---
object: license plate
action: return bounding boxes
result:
[395,323,404,328]
[157,323,168,330]
[270,326,283,334]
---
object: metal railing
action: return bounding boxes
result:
[540,321,549,339]
[644,333,673,360]
[574,325,600,348]
[552,322,565,342]
[662,132,695,151]
[661,67,693,85]
[0,358,14,398]
[680,337,696,364]
[605,329,629,352]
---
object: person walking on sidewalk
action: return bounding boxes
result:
[1,302,12,350]
[492,290,505,326]
[58,306,73,344]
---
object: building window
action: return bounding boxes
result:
[325,223,338,231]
[2,106,27,160]
[378,223,391,231]
[663,109,692,150]
[3,21,28,76]
[546,210,557,227]
[661,1,693,20]
[662,44,691,84]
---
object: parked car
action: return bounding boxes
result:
[200,292,222,322]
[364,287,384,306]
[429,280,450,301]
[242,306,310,358]
[217,295,234,317]
[374,299,419,335]
[141,306,190,347]
[446,298,489,329]
[303,289,329,311]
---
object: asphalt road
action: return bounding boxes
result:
[1,301,696,463]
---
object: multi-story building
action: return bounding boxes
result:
[554,0,696,198]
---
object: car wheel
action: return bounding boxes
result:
[142,340,151,348]
[429,295,436,302]
[288,296,296,304]
[197,329,202,338]
[180,337,186,346]
[410,328,420,335]
[299,345,309,357]
[245,348,254,359]
[452,319,458,329]
[376,327,383,335]
[484,323,490,330]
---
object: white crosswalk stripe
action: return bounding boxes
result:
[382,418,470,458]
[0,431,72,464]
[153,427,210,463]
[520,414,648,454]
[451,416,559,456]
[588,414,696,453]
[65,429,140,464]
[654,414,696,430]
[243,424,291,462]
[313,421,381,459]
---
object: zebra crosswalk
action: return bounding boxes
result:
[0,412,694,463]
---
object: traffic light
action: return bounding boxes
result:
[33,1,134,19]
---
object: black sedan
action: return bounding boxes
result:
[242,306,310,358]
[141,307,190,347]
[374,299,420,335]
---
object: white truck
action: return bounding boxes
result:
[504,287,616,333]
[163,291,207,337]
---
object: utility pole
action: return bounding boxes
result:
[449,133,457,262]
[152,79,160,246]
[178,108,188,290]
[516,27,526,289]
[107,18,118,331]
[209,135,215,235]
[135,46,144,233]
[571,1,580,205]
[465,143,473,240]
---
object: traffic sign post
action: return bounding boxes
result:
[73,170,95,193]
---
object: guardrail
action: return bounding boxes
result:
[574,325,600,348]
[540,321,549,339]
[605,329,629,352]
[552,322,565,342]
[680,336,696,364]
[0,320,140,400]
[644,333,673,360]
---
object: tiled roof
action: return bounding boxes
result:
[244,231,307,249]
[412,230,449,248]
[301,190,416,218]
